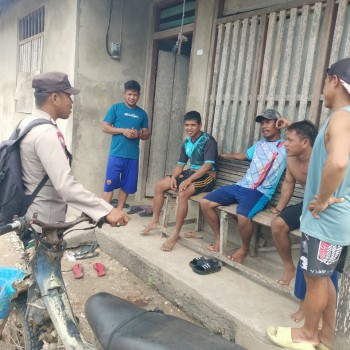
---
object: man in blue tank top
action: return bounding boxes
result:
[102,80,149,210]
[267,58,350,350]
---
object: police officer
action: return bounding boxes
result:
[19,72,128,229]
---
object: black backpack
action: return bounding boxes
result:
[0,119,53,226]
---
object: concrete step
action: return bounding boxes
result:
[68,212,299,350]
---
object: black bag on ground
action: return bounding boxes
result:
[0,119,52,226]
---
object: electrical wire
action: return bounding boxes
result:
[105,0,124,58]
[105,0,114,56]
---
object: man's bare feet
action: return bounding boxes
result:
[140,222,160,235]
[291,327,319,346]
[161,235,179,251]
[207,238,220,252]
[276,266,296,286]
[290,309,304,323]
[290,301,304,323]
[208,243,219,252]
[227,247,249,263]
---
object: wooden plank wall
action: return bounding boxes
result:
[208,0,350,154]
[208,17,260,152]
[223,0,290,17]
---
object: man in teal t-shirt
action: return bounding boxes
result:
[102,80,149,210]
[267,58,350,350]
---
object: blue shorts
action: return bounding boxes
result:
[294,263,338,301]
[104,156,138,194]
[203,184,269,218]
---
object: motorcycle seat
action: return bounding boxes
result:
[85,292,246,350]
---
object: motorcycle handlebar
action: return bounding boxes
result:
[31,215,94,230]
[0,214,102,235]
[0,220,23,235]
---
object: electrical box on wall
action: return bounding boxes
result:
[111,42,121,60]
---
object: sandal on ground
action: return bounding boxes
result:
[189,256,206,268]
[316,344,331,350]
[73,241,99,260]
[127,206,144,214]
[93,262,106,277]
[189,256,220,269]
[139,209,153,217]
[266,326,317,350]
[72,264,84,279]
[192,259,221,275]
[111,199,130,208]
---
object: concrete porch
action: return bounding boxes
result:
[68,202,301,350]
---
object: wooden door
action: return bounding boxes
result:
[146,50,190,196]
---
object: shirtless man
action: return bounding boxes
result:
[272,120,344,325]
[271,119,318,286]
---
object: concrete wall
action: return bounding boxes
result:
[0,0,77,140]
[72,0,153,196]
[0,0,154,198]
[0,0,19,140]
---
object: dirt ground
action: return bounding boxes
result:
[0,231,191,348]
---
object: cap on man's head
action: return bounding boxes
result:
[32,72,80,95]
[255,109,281,123]
[327,58,350,84]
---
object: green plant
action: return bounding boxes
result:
[147,275,155,286]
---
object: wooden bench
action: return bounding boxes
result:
[160,159,304,294]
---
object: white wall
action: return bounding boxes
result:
[0,0,154,198]
[0,0,78,141]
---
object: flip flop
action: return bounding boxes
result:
[93,262,106,277]
[73,241,99,260]
[111,199,130,208]
[192,259,221,275]
[316,344,330,350]
[266,326,316,350]
[189,256,206,268]
[189,257,220,269]
[127,206,144,214]
[139,210,153,217]
[72,264,84,279]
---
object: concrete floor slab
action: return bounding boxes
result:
[68,207,301,350]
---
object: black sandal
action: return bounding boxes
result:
[192,259,221,275]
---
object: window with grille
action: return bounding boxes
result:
[18,6,45,72]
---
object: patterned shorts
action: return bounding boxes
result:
[299,233,344,277]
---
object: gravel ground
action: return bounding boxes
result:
[0,231,191,348]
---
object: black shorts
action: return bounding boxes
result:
[174,169,215,195]
[279,202,303,230]
[300,233,343,277]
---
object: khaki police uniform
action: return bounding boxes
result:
[19,109,112,224]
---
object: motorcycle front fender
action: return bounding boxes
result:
[32,243,95,350]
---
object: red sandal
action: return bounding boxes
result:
[72,263,84,279]
[93,263,106,277]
